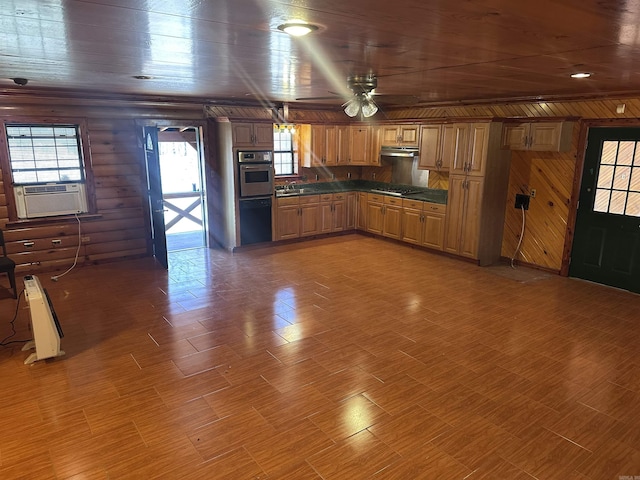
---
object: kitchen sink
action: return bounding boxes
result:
[276,188,307,196]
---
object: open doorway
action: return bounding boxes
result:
[157,127,206,252]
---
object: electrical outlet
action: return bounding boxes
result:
[81,236,91,243]
[52,239,61,245]
[530,189,537,198]
[515,194,530,210]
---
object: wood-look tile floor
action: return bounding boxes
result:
[2,235,640,479]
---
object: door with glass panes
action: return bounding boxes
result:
[570,128,640,292]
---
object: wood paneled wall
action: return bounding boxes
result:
[500,125,579,271]
[0,93,206,275]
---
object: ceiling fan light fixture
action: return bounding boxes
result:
[361,96,379,117]
[278,21,318,37]
[343,98,360,117]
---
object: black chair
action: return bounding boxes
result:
[0,230,17,298]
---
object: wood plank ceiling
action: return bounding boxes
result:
[2,0,640,107]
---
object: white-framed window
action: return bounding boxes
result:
[5,124,85,184]
[273,126,299,176]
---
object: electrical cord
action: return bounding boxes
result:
[511,204,526,269]
[51,213,81,282]
[0,289,30,346]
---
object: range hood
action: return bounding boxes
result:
[380,145,419,159]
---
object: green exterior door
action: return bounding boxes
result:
[570,127,640,292]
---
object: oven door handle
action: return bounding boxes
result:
[241,166,264,170]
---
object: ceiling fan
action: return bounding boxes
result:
[296,74,420,117]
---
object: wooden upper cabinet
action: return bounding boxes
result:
[501,121,573,152]
[309,125,326,166]
[324,126,338,166]
[380,125,419,147]
[232,123,273,148]
[419,123,469,173]
[337,126,350,165]
[418,124,443,170]
[465,122,490,177]
[446,123,471,175]
[349,126,370,165]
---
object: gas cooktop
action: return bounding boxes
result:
[370,187,422,197]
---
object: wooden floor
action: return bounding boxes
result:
[2,235,640,479]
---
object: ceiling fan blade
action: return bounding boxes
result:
[371,94,421,106]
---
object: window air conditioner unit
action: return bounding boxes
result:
[14,183,88,219]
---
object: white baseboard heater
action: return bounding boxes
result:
[14,183,88,219]
[21,275,65,365]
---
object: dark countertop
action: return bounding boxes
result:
[275,180,448,204]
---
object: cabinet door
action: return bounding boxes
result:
[449,123,471,175]
[319,202,333,233]
[349,126,370,165]
[356,192,368,230]
[380,126,401,146]
[501,124,529,150]
[337,126,350,165]
[418,124,442,170]
[253,124,275,148]
[310,125,326,166]
[232,123,255,147]
[443,175,466,254]
[402,208,423,244]
[528,122,563,151]
[459,177,483,259]
[300,204,320,237]
[399,126,419,146]
[467,122,490,176]
[276,205,300,240]
[367,201,384,234]
[324,126,338,165]
[345,192,357,230]
[383,205,403,240]
[422,212,445,250]
[332,200,346,232]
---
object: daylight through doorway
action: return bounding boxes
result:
[157,127,206,252]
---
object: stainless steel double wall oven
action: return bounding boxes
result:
[237,150,274,245]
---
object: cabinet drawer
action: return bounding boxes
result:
[368,193,385,203]
[423,202,446,213]
[299,195,320,204]
[332,193,346,201]
[320,194,333,202]
[277,196,299,206]
[402,199,424,210]
[384,196,402,206]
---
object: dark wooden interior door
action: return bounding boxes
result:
[570,127,640,292]
[144,126,168,269]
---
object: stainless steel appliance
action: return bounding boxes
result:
[238,150,274,245]
[238,150,274,198]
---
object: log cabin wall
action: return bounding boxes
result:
[0,92,207,275]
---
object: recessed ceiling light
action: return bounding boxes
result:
[277,21,318,37]
[570,72,592,78]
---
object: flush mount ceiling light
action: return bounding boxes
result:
[277,21,318,37]
[570,72,592,78]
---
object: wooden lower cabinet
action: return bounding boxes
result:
[443,175,482,259]
[346,192,357,230]
[382,197,402,240]
[275,198,301,240]
[402,199,446,250]
[300,201,320,237]
[275,195,320,240]
[366,195,384,235]
[320,193,347,233]
[356,192,367,230]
